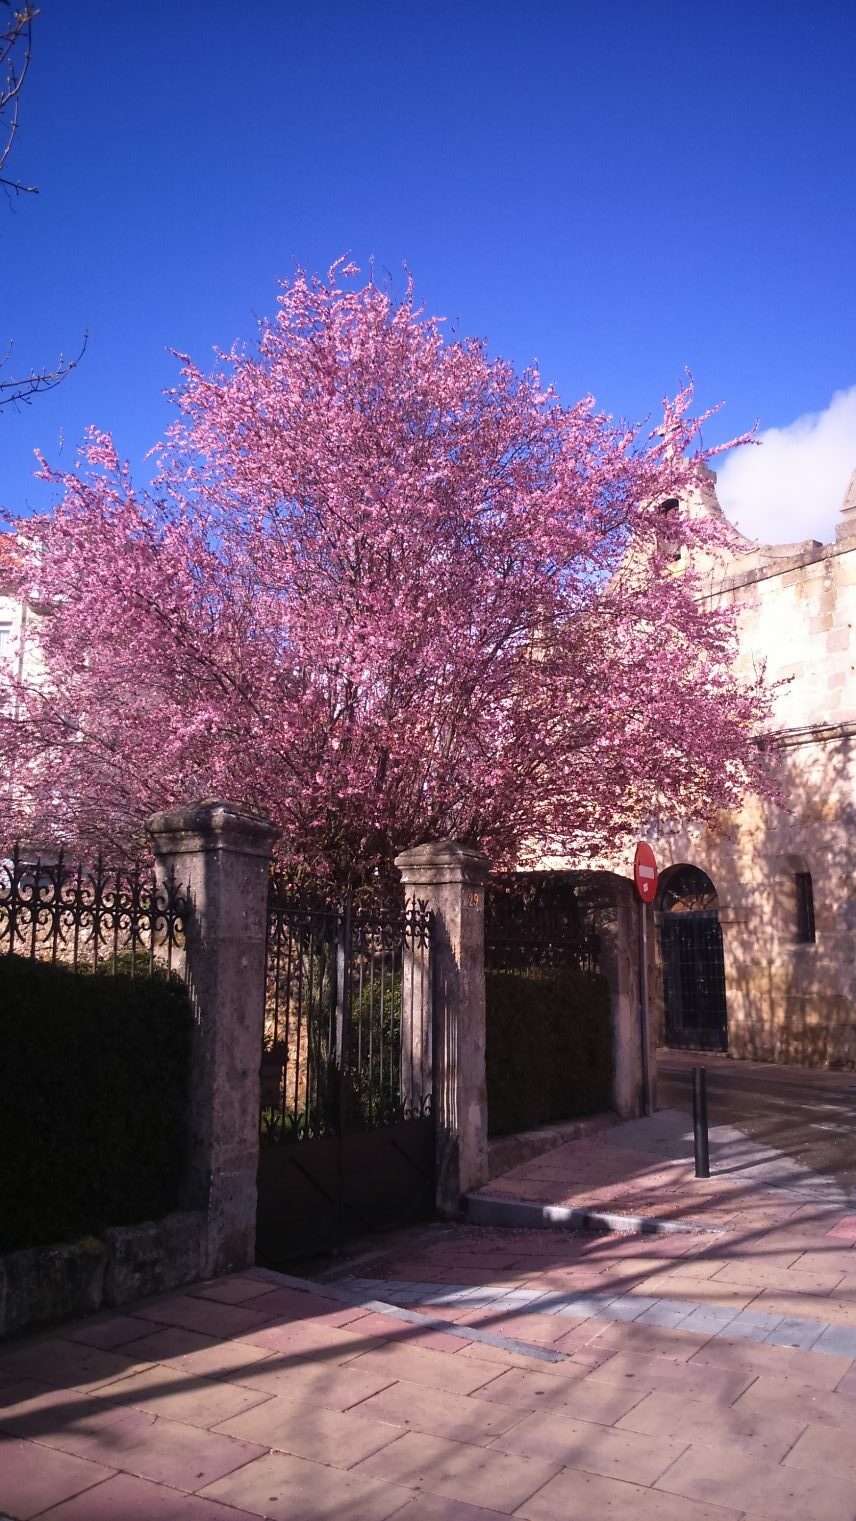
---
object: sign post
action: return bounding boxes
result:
[633,841,658,1117]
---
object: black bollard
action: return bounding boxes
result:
[692,1065,710,1179]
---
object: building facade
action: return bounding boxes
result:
[650,469,856,1067]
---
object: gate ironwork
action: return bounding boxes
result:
[485,871,599,971]
[256,881,434,1263]
[661,913,728,1051]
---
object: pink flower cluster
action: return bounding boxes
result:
[0,264,772,876]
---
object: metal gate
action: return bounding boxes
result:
[661,912,728,1051]
[256,884,434,1264]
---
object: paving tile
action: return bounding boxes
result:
[790,1251,856,1278]
[689,1335,853,1388]
[516,1463,743,1520]
[200,1450,412,1521]
[341,1313,468,1353]
[713,1309,782,1343]
[226,1355,397,1410]
[190,1276,284,1305]
[545,1329,616,1365]
[0,1434,112,1520]
[225,1315,385,1362]
[712,1260,845,1294]
[826,1217,856,1241]
[29,1470,262,1519]
[214,1394,402,1467]
[0,1376,142,1447]
[241,1286,377,1325]
[454,1310,569,1344]
[786,1420,856,1482]
[63,1316,158,1351]
[355,1429,559,1512]
[0,1338,150,1394]
[41,1406,266,1491]
[132,1296,272,1340]
[733,1373,856,1431]
[765,1315,827,1350]
[495,1407,686,1484]
[587,1320,710,1362]
[589,1351,755,1404]
[91,1362,272,1429]
[633,1299,696,1330]
[355,1379,523,1443]
[615,1388,808,1460]
[467,1365,589,1411]
[834,1364,856,1398]
[105,1326,276,1381]
[655,1441,856,1521]
[344,1344,500,1395]
[455,1342,561,1374]
[676,1304,740,1336]
[755,1289,856,1326]
[595,1293,657,1322]
[388,1494,512,1521]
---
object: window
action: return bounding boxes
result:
[657,498,683,563]
[0,624,12,662]
[795,871,816,944]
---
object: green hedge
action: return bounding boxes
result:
[485,966,612,1137]
[0,955,193,1253]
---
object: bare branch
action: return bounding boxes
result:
[0,332,89,411]
[0,5,87,410]
[0,3,38,195]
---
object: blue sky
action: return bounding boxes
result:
[3,1,855,540]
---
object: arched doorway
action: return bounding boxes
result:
[659,864,728,1051]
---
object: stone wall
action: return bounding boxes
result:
[650,474,856,1067]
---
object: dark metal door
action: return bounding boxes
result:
[256,888,435,1265]
[661,912,728,1051]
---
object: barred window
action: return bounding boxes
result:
[795,871,816,944]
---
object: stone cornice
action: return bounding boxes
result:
[765,720,856,750]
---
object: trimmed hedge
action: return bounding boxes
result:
[0,955,193,1253]
[486,966,612,1137]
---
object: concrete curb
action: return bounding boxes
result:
[486,1112,619,1181]
[465,1192,729,1237]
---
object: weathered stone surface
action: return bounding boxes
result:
[571,872,655,1120]
[0,1236,105,1338]
[646,473,856,1067]
[395,840,490,1214]
[102,1210,203,1307]
[1,1212,206,1338]
[148,799,280,1278]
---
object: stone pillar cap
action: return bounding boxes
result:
[148,798,281,852]
[395,838,490,876]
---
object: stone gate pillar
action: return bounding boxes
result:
[572,870,656,1119]
[148,799,280,1277]
[394,840,490,1215]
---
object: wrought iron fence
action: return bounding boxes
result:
[0,844,187,975]
[485,870,599,972]
[261,882,433,1145]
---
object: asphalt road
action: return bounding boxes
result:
[658,1052,856,1197]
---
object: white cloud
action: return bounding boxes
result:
[715,385,856,546]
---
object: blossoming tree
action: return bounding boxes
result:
[1,264,770,875]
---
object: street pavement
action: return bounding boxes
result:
[659,1049,856,1198]
[5,1058,856,1518]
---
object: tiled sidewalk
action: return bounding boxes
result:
[3,1202,856,1521]
[471,1107,855,1229]
[5,1104,856,1521]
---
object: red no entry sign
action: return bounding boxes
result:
[633,841,658,904]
